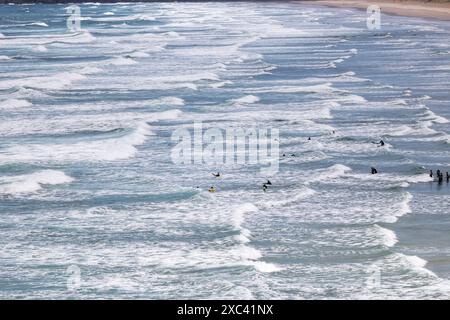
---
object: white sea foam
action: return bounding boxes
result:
[231,95,260,105]
[250,83,340,94]
[0,99,32,109]
[401,254,437,277]
[149,97,185,106]
[406,255,428,269]
[51,31,96,44]
[229,203,282,272]
[231,203,258,229]
[423,109,449,124]
[249,261,283,273]
[154,72,219,83]
[306,164,352,184]
[374,225,398,247]
[406,174,434,184]
[0,170,74,195]
[389,120,438,137]
[337,94,367,104]
[260,187,316,208]
[27,22,48,27]
[0,110,183,164]
[385,193,412,223]
[32,45,48,52]
[92,13,156,22]
[110,56,137,66]
[127,51,151,58]
[0,64,104,91]
[210,81,233,88]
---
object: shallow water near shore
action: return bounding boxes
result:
[0,2,450,299]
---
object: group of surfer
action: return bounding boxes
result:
[208,172,273,192]
[430,170,450,184]
[207,172,221,192]
[203,134,448,194]
[262,180,272,192]
[207,137,390,192]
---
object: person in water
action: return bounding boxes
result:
[430,170,433,178]
[212,172,220,177]
[373,140,385,147]
[208,186,216,193]
[266,180,272,185]
[262,184,268,192]
[371,167,378,174]
[438,172,444,184]
[446,172,450,183]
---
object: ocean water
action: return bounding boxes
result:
[1,2,450,299]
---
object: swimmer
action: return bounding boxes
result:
[212,172,220,177]
[371,167,378,175]
[430,170,433,178]
[208,186,216,193]
[262,184,268,192]
[266,180,272,185]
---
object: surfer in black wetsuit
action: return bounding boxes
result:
[266,180,272,185]
[438,172,444,184]
[371,167,378,174]
[372,140,385,147]
[262,184,268,192]
[430,170,433,178]
[212,172,220,177]
[446,172,450,183]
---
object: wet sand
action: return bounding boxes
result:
[300,0,450,20]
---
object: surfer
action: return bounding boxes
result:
[308,137,311,141]
[208,186,216,193]
[373,140,385,147]
[430,170,433,178]
[262,184,268,192]
[212,172,220,177]
[446,172,450,183]
[371,167,378,174]
[266,180,272,185]
[438,172,444,184]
